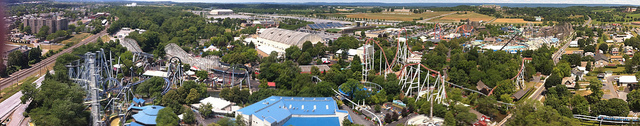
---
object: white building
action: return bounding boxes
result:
[210,9,234,15]
[569,41,578,48]
[250,28,322,56]
[618,76,638,87]
[191,97,238,114]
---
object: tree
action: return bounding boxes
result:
[28,46,42,64]
[157,107,179,126]
[36,25,50,39]
[506,101,580,125]
[587,78,603,104]
[627,89,640,110]
[599,43,609,53]
[7,50,27,68]
[183,107,196,124]
[285,45,302,61]
[196,70,209,80]
[374,104,381,113]
[384,113,392,123]
[593,98,630,116]
[444,111,455,126]
[24,26,31,34]
[136,77,165,98]
[586,61,592,71]
[545,74,562,89]
[552,62,571,77]
[297,52,312,65]
[302,41,313,52]
[199,103,213,117]
[185,88,200,104]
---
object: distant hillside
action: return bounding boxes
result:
[5,0,50,3]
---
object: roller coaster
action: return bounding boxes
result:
[360,26,524,104]
[66,49,184,126]
[573,114,640,124]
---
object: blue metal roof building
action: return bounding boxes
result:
[236,96,351,126]
[127,105,165,126]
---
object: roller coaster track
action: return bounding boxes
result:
[488,58,526,96]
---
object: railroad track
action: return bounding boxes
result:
[0,30,107,90]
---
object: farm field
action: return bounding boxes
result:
[431,12,494,22]
[345,11,451,21]
[491,18,543,24]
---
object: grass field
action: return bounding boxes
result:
[431,12,494,22]
[100,35,110,43]
[492,18,543,24]
[60,33,91,45]
[345,11,451,21]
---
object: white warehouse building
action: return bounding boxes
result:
[248,28,322,56]
[210,9,233,15]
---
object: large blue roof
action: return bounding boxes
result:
[131,105,165,125]
[282,117,340,126]
[237,96,341,123]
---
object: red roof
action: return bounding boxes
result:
[267,82,276,87]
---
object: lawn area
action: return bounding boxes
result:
[41,44,65,55]
[60,33,91,45]
[491,18,542,24]
[575,90,592,96]
[431,11,494,22]
[100,35,110,43]
[565,47,581,51]
[345,11,452,21]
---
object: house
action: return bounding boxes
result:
[618,76,638,87]
[569,41,578,48]
[594,53,609,67]
[606,40,614,43]
[584,52,595,57]
[625,46,634,56]
[562,77,576,88]
[476,80,490,95]
[611,47,619,55]
[610,55,624,62]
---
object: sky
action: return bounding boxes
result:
[131,0,640,5]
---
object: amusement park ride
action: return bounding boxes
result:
[359,24,525,104]
[66,49,184,126]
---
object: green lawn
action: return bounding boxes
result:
[60,33,91,45]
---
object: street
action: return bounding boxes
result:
[0,73,46,125]
[341,104,375,126]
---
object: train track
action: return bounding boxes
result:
[0,30,107,91]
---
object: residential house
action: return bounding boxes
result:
[625,46,634,56]
[611,47,620,55]
[562,76,576,88]
[584,52,595,57]
[610,55,624,62]
[594,53,609,67]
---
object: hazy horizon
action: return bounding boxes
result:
[127,0,640,5]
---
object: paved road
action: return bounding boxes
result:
[0,74,45,125]
[0,30,108,91]
[342,104,374,126]
[603,75,621,100]
[552,32,576,65]
[583,16,592,27]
